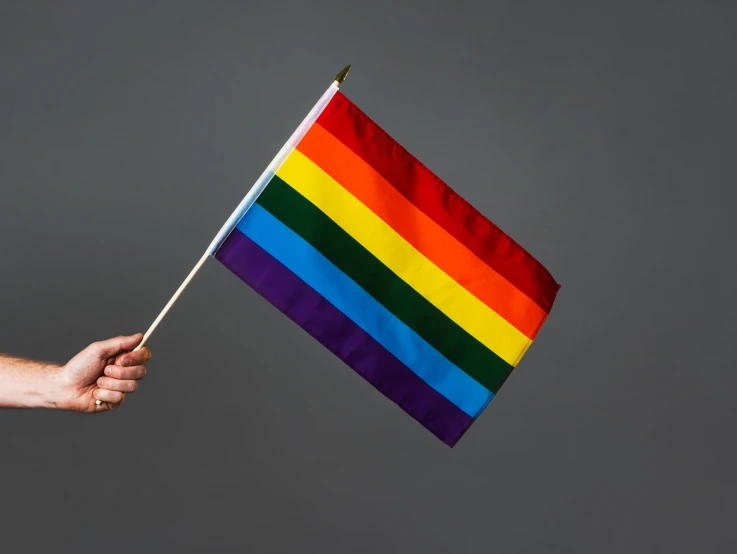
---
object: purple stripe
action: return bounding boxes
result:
[215,228,474,447]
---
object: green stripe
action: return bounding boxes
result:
[256,175,512,393]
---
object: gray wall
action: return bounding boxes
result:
[1,1,735,552]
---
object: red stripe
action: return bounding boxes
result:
[317,92,560,313]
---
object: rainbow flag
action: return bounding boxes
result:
[213,89,559,446]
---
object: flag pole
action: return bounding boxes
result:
[98,65,352,404]
[135,64,350,350]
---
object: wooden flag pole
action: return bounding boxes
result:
[132,252,210,352]
[96,64,351,405]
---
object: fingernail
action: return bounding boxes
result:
[104,367,112,376]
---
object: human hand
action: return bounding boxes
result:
[55,334,151,413]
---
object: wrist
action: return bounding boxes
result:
[45,364,76,410]
[30,363,68,409]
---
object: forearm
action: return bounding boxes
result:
[0,354,63,409]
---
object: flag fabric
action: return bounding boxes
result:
[214,91,560,446]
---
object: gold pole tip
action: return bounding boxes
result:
[335,64,352,85]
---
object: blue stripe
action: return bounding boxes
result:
[238,203,493,418]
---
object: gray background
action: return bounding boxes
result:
[1,1,735,552]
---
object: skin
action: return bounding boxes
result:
[0,333,151,412]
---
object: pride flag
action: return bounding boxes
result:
[213,88,559,446]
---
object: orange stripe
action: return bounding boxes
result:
[296,123,546,340]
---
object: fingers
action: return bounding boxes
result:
[113,346,152,367]
[96,361,145,401]
[91,334,144,359]
[89,335,149,411]
[93,388,126,404]
[96,376,138,393]
[104,364,146,380]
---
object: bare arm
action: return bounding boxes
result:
[0,334,151,412]
[0,354,62,409]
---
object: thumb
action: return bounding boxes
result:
[91,334,143,359]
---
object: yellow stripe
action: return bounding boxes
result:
[276,150,531,366]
